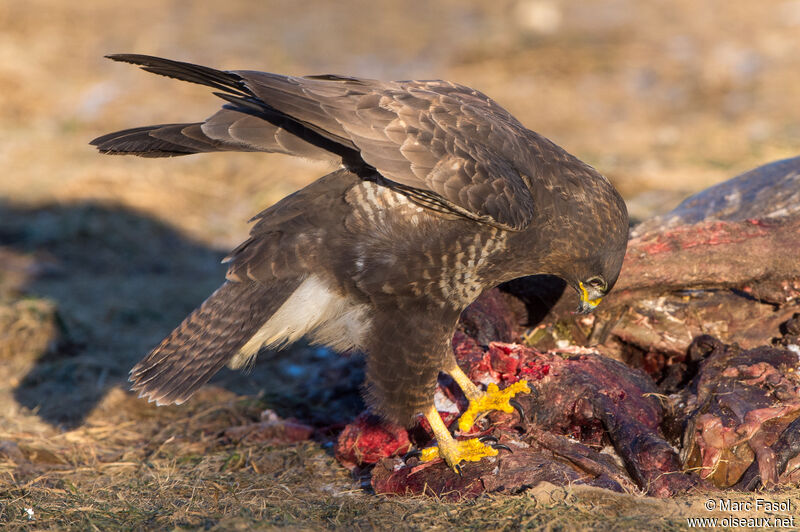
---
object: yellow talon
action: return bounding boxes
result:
[418,406,499,472]
[457,380,530,433]
[415,369,530,472]
[419,437,498,466]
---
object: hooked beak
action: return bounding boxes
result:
[577,281,602,314]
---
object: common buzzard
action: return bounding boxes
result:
[92,55,628,471]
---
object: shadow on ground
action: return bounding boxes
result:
[0,200,364,429]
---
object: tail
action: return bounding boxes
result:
[90,54,338,161]
[130,278,299,405]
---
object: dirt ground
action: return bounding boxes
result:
[2,0,800,529]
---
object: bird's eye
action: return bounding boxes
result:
[586,276,606,291]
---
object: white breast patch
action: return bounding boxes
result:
[228,274,371,369]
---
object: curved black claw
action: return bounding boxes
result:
[454,463,463,477]
[509,399,526,423]
[479,435,512,454]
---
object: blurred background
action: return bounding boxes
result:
[1,1,800,526]
[3,0,800,234]
[1,0,800,424]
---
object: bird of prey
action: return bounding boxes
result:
[92,55,628,471]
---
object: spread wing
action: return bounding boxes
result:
[97,55,535,230]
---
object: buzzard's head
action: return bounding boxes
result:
[565,241,626,314]
[577,276,607,314]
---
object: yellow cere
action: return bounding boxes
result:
[579,281,602,307]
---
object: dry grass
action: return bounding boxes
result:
[4,385,800,531]
[2,1,800,529]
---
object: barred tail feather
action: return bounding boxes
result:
[129,279,298,405]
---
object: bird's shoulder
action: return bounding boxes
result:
[236,71,538,230]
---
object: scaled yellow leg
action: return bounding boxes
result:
[447,363,484,401]
[419,405,498,472]
[445,363,530,433]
